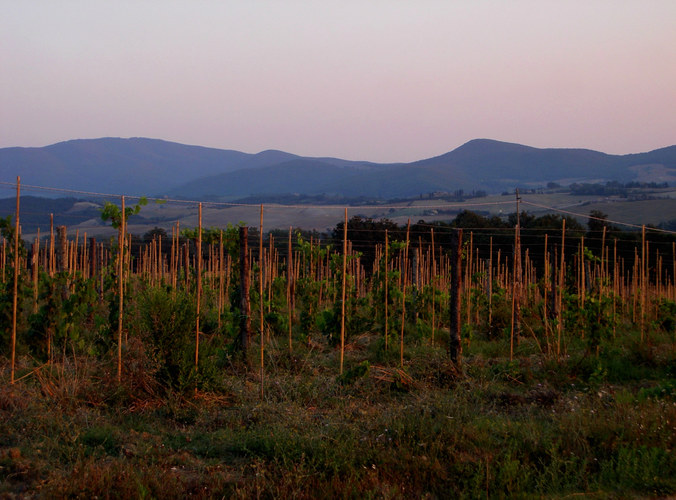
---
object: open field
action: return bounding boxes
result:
[2,329,675,498]
[2,191,676,497]
[9,186,676,243]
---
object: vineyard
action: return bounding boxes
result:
[1,180,676,498]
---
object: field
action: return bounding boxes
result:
[6,184,676,241]
[1,198,676,498]
[2,329,674,498]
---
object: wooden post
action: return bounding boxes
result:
[580,236,586,309]
[259,205,264,399]
[158,230,163,283]
[184,240,189,291]
[510,191,522,360]
[287,226,293,352]
[267,235,274,314]
[1,237,6,284]
[400,219,410,368]
[340,208,347,375]
[195,203,202,374]
[81,231,87,279]
[1,237,5,284]
[613,239,618,337]
[72,230,79,275]
[543,233,549,351]
[412,246,419,322]
[49,214,54,277]
[384,229,389,350]
[601,226,607,293]
[57,226,67,273]
[641,225,646,342]
[32,229,39,315]
[117,196,125,384]
[89,237,97,281]
[218,230,224,330]
[673,242,675,303]
[449,228,463,367]
[239,226,250,351]
[466,231,473,329]
[10,177,20,384]
[488,236,493,335]
[557,218,566,358]
[431,228,436,344]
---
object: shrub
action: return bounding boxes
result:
[133,286,196,390]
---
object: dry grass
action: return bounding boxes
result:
[1,328,674,498]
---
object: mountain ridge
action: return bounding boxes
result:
[1,137,675,199]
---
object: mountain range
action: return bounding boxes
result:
[1,137,675,200]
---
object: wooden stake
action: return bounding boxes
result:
[10,177,20,384]
[218,230,224,330]
[641,225,646,342]
[117,196,125,383]
[32,229,39,315]
[239,227,251,351]
[287,226,293,352]
[259,205,264,399]
[543,233,549,350]
[488,236,493,335]
[449,228,463,367]
[385,229,389,350]
[340,208,347,375]
[49,214,54,277]
[195,203,202,374]
[431,228,436,344]
[400,219,410,368]
[557,219,566,358]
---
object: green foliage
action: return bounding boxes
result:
[100,196,148,228]
[598,446,675,495]
[3,208,676,497]
[78,425,121,456]
[656,299,676,332]
[638,380,676,400]
[0,215,16,242]
[315,307,340,344]
[588,360,608,385]
[131,286,196,390]
[337,360,370,385]
[0,215,26,259]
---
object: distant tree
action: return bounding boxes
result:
[332,216,401,272]
[452,210,507,230]
[143,227,167,244]
[587,210,612,233]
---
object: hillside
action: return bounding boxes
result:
[0,138,299,196]
[2,137,675,200]
[169,159,381,199]
[412,139,623,187]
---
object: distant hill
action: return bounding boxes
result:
[1,137,675,200]
[173,139,676,199]
[0,137,300,196]
[411,139,621,188]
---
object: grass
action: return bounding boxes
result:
[1,329,675,498]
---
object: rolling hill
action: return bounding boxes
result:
[0,137,300,196]
[1,137,675,200]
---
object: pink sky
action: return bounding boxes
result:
[1,1,675,162]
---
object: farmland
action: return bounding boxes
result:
[4,180,676,241]
[1,191,676,498]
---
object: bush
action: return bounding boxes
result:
[133,286,196,390]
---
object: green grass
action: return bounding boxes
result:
[1,329,675,498]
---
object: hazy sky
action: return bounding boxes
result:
[2,1,675,162]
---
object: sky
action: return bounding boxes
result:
[1,1,675,163]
